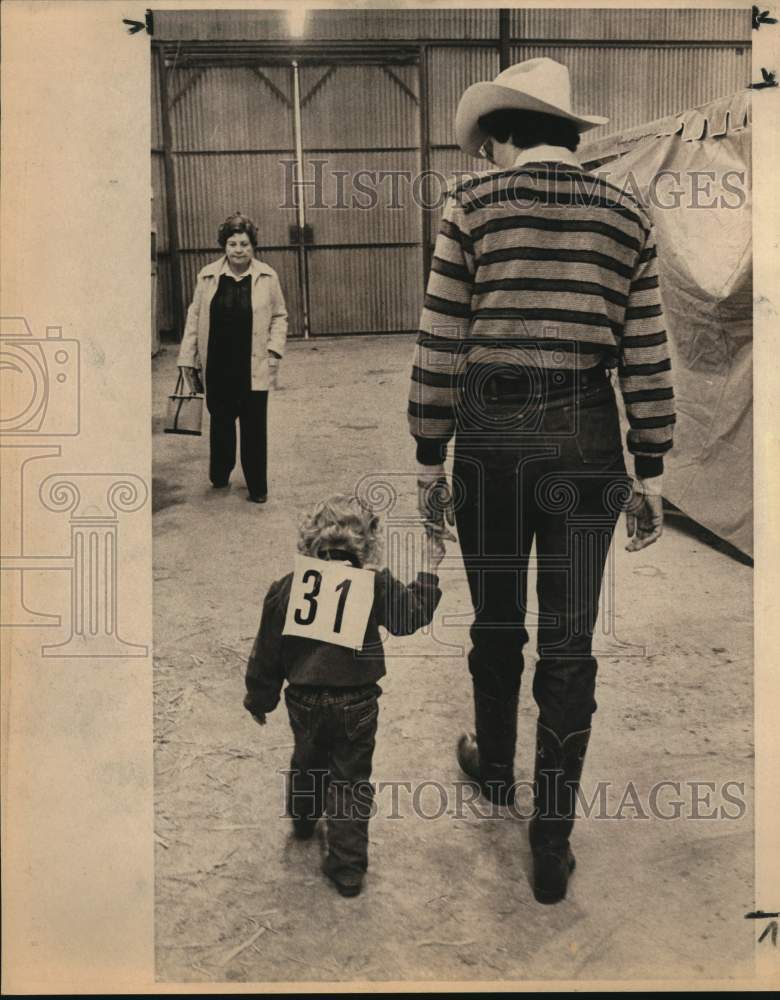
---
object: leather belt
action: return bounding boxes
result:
[479,365,611,407]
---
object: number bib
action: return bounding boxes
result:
[283,555,375,650]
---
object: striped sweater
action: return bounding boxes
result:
[408,158,675,479]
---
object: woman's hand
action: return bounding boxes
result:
[268,353,281,391]
[179,365,203,394]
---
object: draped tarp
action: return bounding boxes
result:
[581,90,753,556]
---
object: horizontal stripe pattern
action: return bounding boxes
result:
[408,163,675,470]
[473,276,629,308]
[470,214,643,254]
[477,245,636,281]
[462,186,644,229]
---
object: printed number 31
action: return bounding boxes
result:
[294,569,352,633]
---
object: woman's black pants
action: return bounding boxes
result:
[207,390,268,497]
[452,380,631,741]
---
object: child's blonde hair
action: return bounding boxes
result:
[298,494,382,567]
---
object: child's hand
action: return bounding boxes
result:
[422,527,446,573]
[251,712,267,726]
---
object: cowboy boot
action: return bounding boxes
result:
[457,684,520,806]
[528,722,591,904]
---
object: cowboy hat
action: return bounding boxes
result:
[455,57,609,157]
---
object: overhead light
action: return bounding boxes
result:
[288,6,307,37]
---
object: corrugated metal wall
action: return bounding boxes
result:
[300,63,418,149]
[509,44,751,141]
[299,8,499,40]
[428,46,500,181]
[152,8,751,339]
[169,65,294,150]
[509,8,750,41]
[151,51,171,332]
[153,8,499,41]
[307,246,422,335]
[299,62,423,333]
[153,8,748,43]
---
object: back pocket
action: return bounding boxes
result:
[285,693,312,737]
[572,396,625,469]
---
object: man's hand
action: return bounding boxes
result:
[179,365,203,394]
[417,463,456,541]
[626,480,664,552]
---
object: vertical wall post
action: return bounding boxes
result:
[418,45,433,286]
[156,44,185,340]
[291,60,312,339]
[499,9,511,71]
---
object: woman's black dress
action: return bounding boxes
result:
[205,273,268,497]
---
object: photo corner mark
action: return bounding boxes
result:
[122,9,153,35]
[745,910,780,946]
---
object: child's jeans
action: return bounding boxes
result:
[284,683,381,881]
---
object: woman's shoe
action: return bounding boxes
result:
[247,494,267,504]
[291,817,317,840]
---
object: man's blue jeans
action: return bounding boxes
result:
[453,381,631,739]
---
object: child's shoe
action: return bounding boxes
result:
[322,860,363,897]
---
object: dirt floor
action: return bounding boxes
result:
[152,335,754,985]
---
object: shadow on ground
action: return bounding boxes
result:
[153,475,186,514]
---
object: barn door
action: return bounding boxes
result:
[296,61,424,335]
[166,62,306,336]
